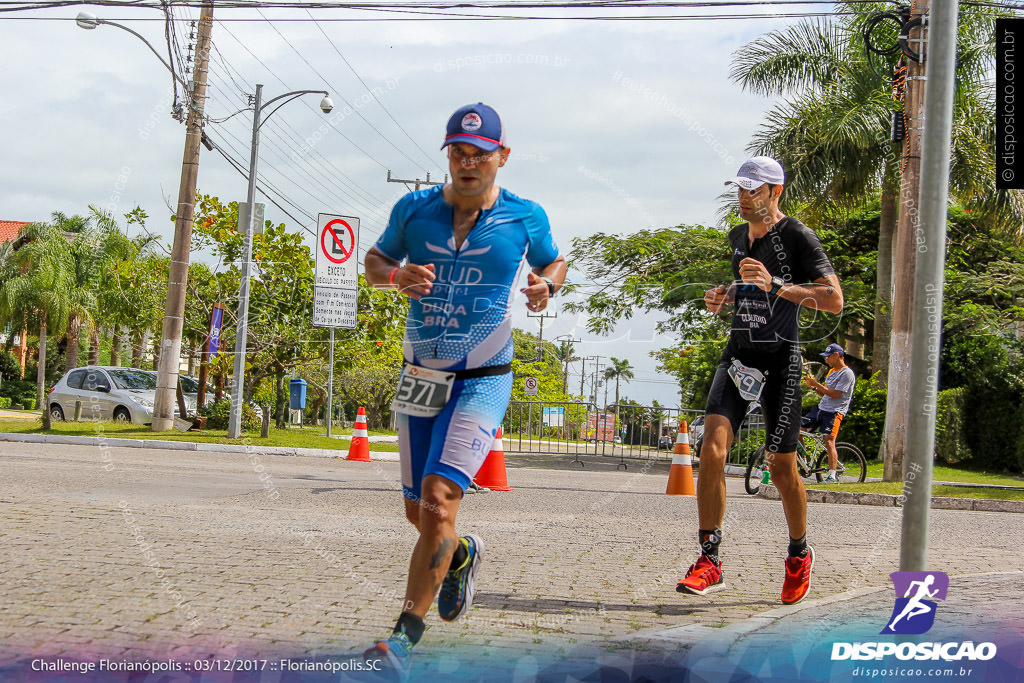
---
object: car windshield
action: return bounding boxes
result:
[179,375,198,393]
[108,369,158,390]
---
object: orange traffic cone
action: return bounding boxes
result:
[666,421,696,496]
[473,427,512,491]
[346,407,371,462]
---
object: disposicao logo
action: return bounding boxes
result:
[831,571,997,663]
[882,571,948,635]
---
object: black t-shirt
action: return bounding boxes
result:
[727,216,834,353]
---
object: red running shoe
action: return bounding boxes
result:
[781,546,815,604]
[676,554,725,596]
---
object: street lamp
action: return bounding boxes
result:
[76,12,187,88]
[77,7,214,433]
[227,84,331,439]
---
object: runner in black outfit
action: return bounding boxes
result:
[677,156,844,605]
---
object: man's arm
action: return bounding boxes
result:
[521,255,567,312]
[704,283,738,313]
[365,246,435,301]
[777,273,844,314]
[738,258,844,314]
[804,375,843,399]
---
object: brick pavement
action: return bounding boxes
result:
[1,442,1022,679]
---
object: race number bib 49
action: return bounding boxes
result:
[728,359,766,402]
[391,364,456,417]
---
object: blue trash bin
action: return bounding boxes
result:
[289,379,307,411]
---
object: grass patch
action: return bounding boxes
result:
[806,481,1024,501]
[863,462,1024,488]
[0,419,399,452]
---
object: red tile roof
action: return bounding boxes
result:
[0,221,30,243]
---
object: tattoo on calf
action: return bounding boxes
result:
[429,537,457,571]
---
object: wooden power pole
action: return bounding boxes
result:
[152,3,214,431]
[883,0,929,481]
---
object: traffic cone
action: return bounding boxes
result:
[666,421,696,496]
[345,407,371,462]
[473,427,512,491]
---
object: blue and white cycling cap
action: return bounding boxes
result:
[442,102,506,152]
[725,156,785,190]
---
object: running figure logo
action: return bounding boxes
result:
[881,571,949,635]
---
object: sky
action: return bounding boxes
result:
[0,2,810,407]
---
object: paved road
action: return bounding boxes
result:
[1,442,1022,681]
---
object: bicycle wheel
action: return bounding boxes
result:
[744,446,768,495]
[813,443,867,483]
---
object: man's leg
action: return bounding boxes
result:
[401,474,463,618]
[678,414,734,596]
[824,435,838,471]
[765,450,805,541]
[696,415,734,533]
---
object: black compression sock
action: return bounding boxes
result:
[698,528,722,564]
[788,535,807,558]
[448,537,468,572]
[393,612,425,646]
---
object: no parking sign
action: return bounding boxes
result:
[314,213,359,328]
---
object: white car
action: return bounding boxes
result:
[47,366,191,424]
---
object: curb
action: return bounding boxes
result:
[756,482,1024,513]
[0,432,399,462]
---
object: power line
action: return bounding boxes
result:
[206,41,394,211]
[216,21,391,172]
[254,7,439,175]
[305,8,439,170]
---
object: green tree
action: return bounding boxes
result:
[730,5,1021,381]
[0,221,74,417]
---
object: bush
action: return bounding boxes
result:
[1,379,36,406]
[204,398,261,432]
[0,352,22,381]
[935,387,971,465]
[0,397,10,409]
[22,398,36,410]
[841,372,887,461]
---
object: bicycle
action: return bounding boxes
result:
[744,430,866,495]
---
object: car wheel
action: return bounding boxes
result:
[113,407,132,423]
[49,404,65,422]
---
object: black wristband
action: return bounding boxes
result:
[540,276,555,297]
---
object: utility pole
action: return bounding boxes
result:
[579,356,586,399]
[557,337,580,395]
[588,356,605,406]
[882,0,928,479]
[152,2,213,431]
[527,309,557,361]
[386,170,447,192]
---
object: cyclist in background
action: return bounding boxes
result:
[802,343,856,483]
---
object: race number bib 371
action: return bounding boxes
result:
[391,364,456,417]
[728,359,765,402]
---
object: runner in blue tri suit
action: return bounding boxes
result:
[363,102,566,676]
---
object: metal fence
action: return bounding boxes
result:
[503,401,764,468]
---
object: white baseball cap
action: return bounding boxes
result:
[725,156,785,190]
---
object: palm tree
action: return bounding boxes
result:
[551,339,580,395]
[0,222,73,418]
[730,5,1020,378]
[91,207,161,367]
[603,357,634,406]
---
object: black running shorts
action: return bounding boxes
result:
[705,342,804,454]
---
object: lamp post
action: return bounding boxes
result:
[77,7,214,432]
[227,84,333,439]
